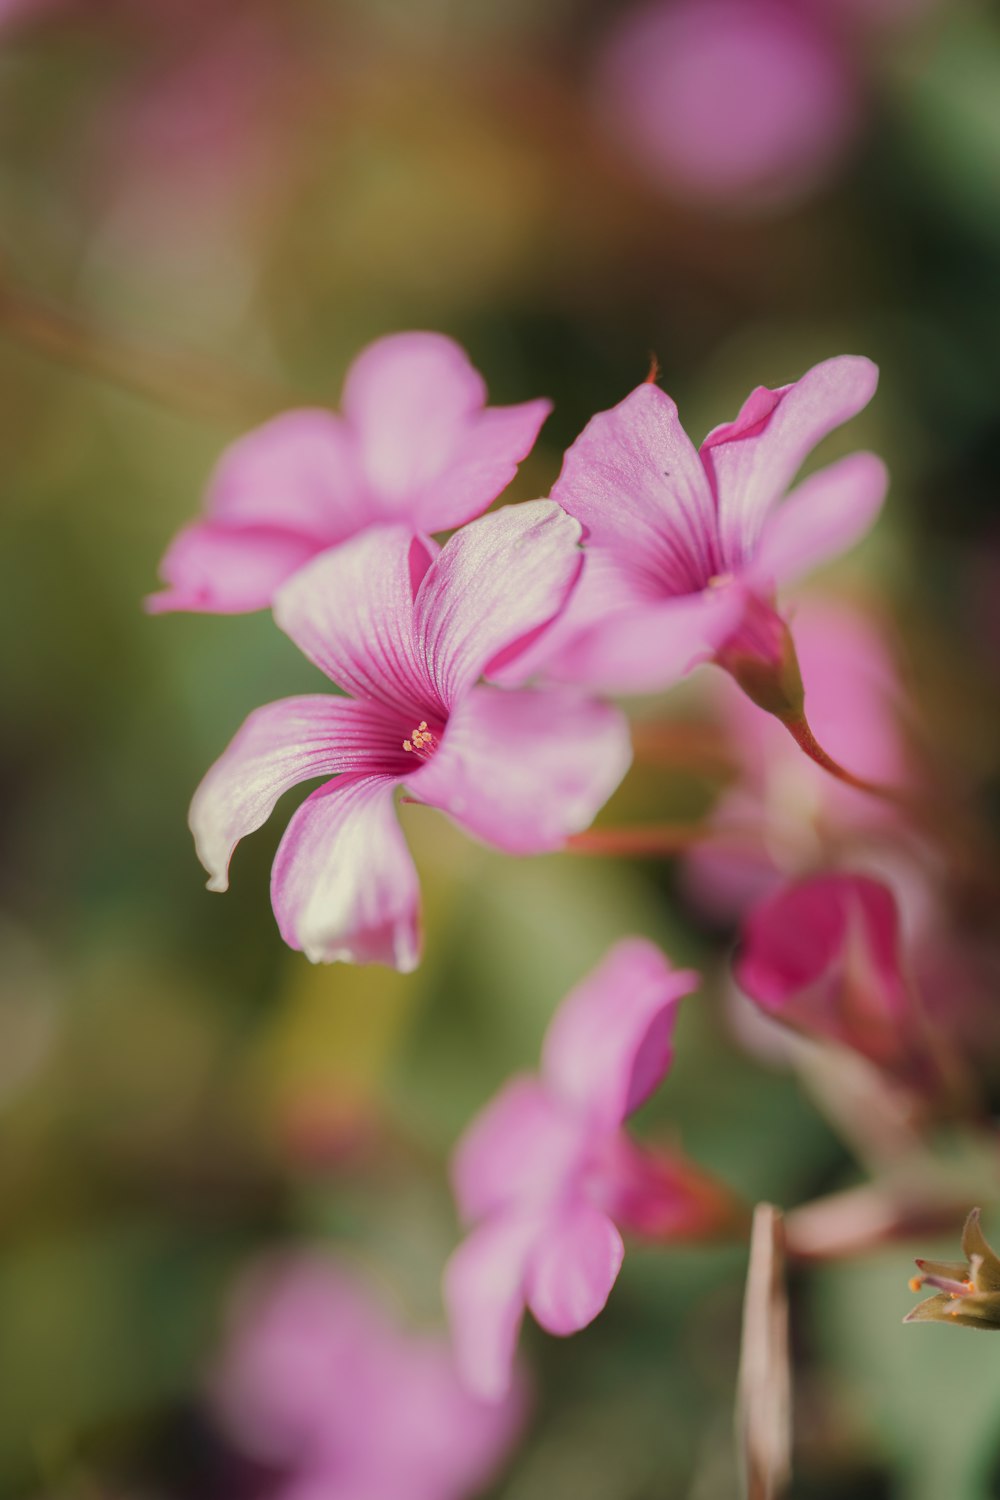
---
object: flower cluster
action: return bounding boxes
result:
[154,327,977,1480]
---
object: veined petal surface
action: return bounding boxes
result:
[700,354,879,570]
[273,528,439,716]
[406,684,631,854]
[552,383,720,592]
[191,695,408,891]
[413,502,584,707]
[270,774,420,971]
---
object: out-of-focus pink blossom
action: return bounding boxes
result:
[500,356,885,708]
[444,940,738,1400]
[594,0,861,210]
[733,872,933,1086]
[211,1254,525,1500]
[189,503,631,971]
[149,332,551,613]
[684,597,910,920]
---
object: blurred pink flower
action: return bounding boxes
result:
[444,940,737,1400]
[684,596,911,920]
[149,332,551,613]
[189,503,631,970]
[501,355,886,701]
[211,1253,525,1500]
[733,871,932,1085]
[594,0,861,210]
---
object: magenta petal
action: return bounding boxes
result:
[148,520,323,614]
[541,585,745,694]
[734,872,913,1070]
[413,502,584,706]
[270,773,420,970]
[411,398,553,533]
[190,695,408,892]
[525,1202,624,1336]
[552,383,719,592]
[207,408,366,540]
[541,938,699,1127]
[451,1076,587,1225]
[407,684,631,854]
[443,1218,538,1402]
[342,332,495,512]
[751,451,888,586]
[273,528,440,716]
[701,355,879,571]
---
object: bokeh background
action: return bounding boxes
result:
[3,0,1000,1496]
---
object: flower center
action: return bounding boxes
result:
[402,722,437,761]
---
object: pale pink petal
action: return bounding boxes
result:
[537,585,745,694]
[700,355,879,570]
[206,409,366,539]
[411,398,553,533]
[541,938,699,1127]
[189,696,407,893]
[413,502,584,706]
[443,1217,538,1402]
[270,773,420,971]
[485,547,662,687]
[273,528,440,717]
[343,333,546,524]
[751,451,888,586]
[451,1076,587,1224]
[552,383,720,592]
[525,1202,624,1336]
[406,685,631,854]
[147,520,322,614]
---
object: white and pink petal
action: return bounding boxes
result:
[190,695,407,891]
[413,502,585,707]
[270,773,421,971]
[406,684,631,855]
[273,527,440,717]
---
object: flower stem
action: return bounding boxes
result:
[566,821,759,858]
[780,712,904,803]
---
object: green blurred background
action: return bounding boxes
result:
[3,1,1000,1496]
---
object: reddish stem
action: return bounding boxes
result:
[566,821,759,858]
[781,714,905,804]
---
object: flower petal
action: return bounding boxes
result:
[190,696,407,892]
[411,398,553,533]
[273,527,440,717]
[733,873,914,1072]
[413,501,584,706]
[552,383,720,592]
[207,409,366,539]
[147,521,323,615]
[406,684,631,854]
[541,938,699,1127]
[270,773,421,971]
[700,354,879,570]
[538,585,745,694]
[451,1076,587,1225]
[751,451,888,586]
[443,1218,538,1402]
[343,333,547,527]
[525,1202,624,1336]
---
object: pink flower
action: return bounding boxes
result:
[189,502,631,971]
[211,1253,525,1500]
[149,331,551,614]
[733,872,930,1083]
[593,0,861,210]
[500,355,887,707]
[684,596,911,921]
[444,939,737,1400]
